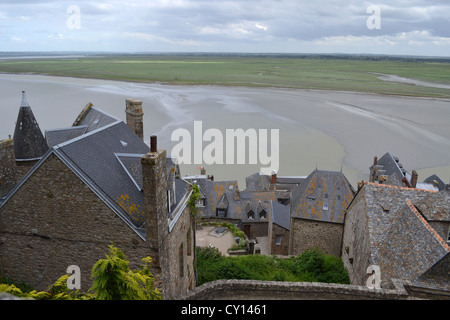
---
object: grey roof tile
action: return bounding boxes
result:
[271,200,290,230]
[359,182,450,291]
[45,126,88,148]
[13,93,49,161]
[291,170,355,223]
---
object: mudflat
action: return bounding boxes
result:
[0,73,449,188]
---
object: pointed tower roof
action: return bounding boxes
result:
[13,91,49,161]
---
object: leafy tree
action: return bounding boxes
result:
[0,244,161,300]
[90,244,161,300]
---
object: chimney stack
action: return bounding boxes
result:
[411,170,418,188]
[271,170,277,185]
[373,156,378,166]
[234,185,240,201]
[141,135,167,268]
[125,99,144,140]
[150,135,157,153]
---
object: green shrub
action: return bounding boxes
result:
[196,246,350,286]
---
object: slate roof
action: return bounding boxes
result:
[12,92,49,161]
[73,104,120,133]
[184,175,277,222]
[290,170,355,224]
[423,174,447,191]
[371,152,442,192]
[271,200,290,230]
[45,126,87,148]
[356,182,450,291]
[3,105,191,239]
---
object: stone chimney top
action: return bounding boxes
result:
[411,170,418,188]
[150,135,157,153]
[271,170,277,185]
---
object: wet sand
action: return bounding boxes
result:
[0,73,449,188]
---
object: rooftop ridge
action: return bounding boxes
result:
[406,200,450,252]
[363,181,438,193]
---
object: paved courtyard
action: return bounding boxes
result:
[196,225,270,256]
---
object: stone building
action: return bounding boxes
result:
[342,181,449,296]
[370,151,447,191]
[185,172,277,240]
[289,170,355,257]
[268,200,290,255]
[0,95,195,299]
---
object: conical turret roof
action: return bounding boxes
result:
[13,91,49,161]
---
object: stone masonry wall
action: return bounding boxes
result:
[0,153,156,292]
[341,190,371,286]
[164,205,196,299]
[141,147,195,299]
[182,279,410,300]
[0,139,18,198]
[289,218,343,257]
[269,223,289,256]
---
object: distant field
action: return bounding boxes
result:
[0,55,449,98]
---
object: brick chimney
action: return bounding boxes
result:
[126,99,144,140]
[141,135,167,268]
[234,185,240,201]
[271,170,277,185]
[411,170,418,188]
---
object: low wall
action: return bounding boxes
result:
[181,279,410,300]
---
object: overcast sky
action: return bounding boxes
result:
[1,0,449,56]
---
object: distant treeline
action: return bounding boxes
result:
[1,51,449,63]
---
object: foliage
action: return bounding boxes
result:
[196,246,350,286]
[0,244,161,300]
[90,244,161,300]
[188,184,201,221]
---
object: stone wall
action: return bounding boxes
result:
[0,139,17,198]
[141,146,195,299]
[164,205,196,299]
[341,189,371,287]
[182,279,410,300]
[0,153,157,292]
[269,223,289,256]
[289,218,343,257]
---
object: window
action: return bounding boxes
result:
[447,226,450,243]
[323,200,329,211]
[248,210,255,220]
[259,209,267,219]
[216,209,226,217]
[195,199,205,207]
[275,235,282,246]
[167,190,172,212]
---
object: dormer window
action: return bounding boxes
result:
[259,209,267,219]
[248,210,255,220]
[216,208,226,217]
[195,198,205,207]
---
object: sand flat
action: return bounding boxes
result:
[0,73,449,188]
